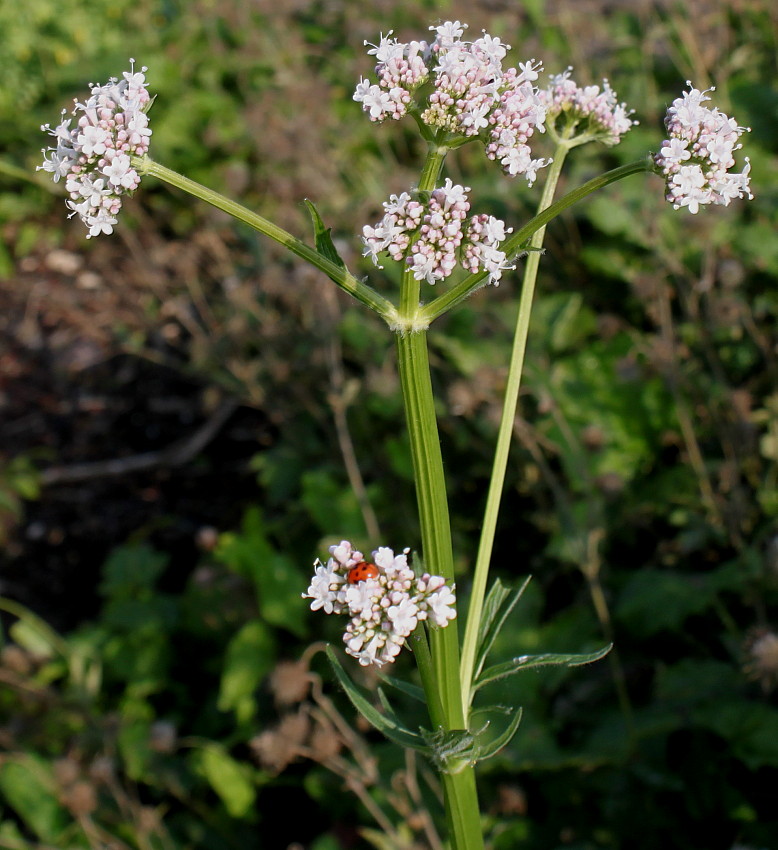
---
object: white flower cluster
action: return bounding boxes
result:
[540,68,636,145]
[39,61,152,238]
[354,21,549,183]
[362,179,514,285]
[654,83,752,214]
[303,540,457,667]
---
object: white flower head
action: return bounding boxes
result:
[38,60,152,238]
[654,82,753,214]
[305,541,456,667]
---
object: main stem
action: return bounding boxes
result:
[396,144,484,850]
[459,143,570,718]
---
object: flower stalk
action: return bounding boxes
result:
[134,157,398,323]
[459,140,571,718]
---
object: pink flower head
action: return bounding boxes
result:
[355,21,550,183]
[540,68,637,146]
[39,60,152,238]
[654,82,752,213]
[362,185,513,285]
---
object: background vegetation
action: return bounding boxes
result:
[1,0,776,848]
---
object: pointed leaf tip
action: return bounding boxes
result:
[305,200,347,269]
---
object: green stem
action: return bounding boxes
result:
[441,769,483,850]
[421,156,653,322]
[396,329,461,722]
[397,144,460,725]
[133,156,397,322]
[418,145,450,193]
[395,144,485,849]
[459,142,570,719]
[409,624,446,729]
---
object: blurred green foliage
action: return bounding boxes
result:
[1,0,778,848]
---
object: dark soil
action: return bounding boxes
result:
[0,243,270,633]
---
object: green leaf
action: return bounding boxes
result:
[301,470,365,538]
[213,507,271,579]
[193,744,256,819]
[215,507,307,637]
[474,577,532,683]
[0,597,69,661]
[0,818,35,849]
[218,619,276,714]
[5,456,41,501]
[378,674,426,703]
[615,570,716,636]
[8,618,58,661]
[99,544,169,599]
[695,701,778,771]
[304,199,347,270]
[0,756,69,842]
[326,645,429,753]
[470,704,524,762]
[474,644,612,691]
[309,835,345,850]
[117,698,154,780]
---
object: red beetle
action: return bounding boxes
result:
[347,561,380,584]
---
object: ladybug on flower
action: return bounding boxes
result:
[347,561,380,584]
[303,540,456,667]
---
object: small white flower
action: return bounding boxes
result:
[85,208,118,238]
[38,146,74,182]
[102,153,135,188]
[344,580,379,615]
[330,540,363,567]
[77,124,110,156]
[426,585,457,627]
[303,560,343,614]
[387,596,419,634]
[474,33,508,64]
[660,137,690,163]
[433,20,466,41]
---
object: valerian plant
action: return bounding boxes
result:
[39,20,753,850]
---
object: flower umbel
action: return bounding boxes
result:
[540,68,636,146]
[362,181,514,285]
[39,61,152,237]
[303,540,457,667]
[354,22,549,183]
[654,82,752,214]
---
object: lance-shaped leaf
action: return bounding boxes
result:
[378,674,426,703]
[474,576,532,683]
[326,645,430,754]
[469,705,524,763]
[304,200,348,273]
[474,644,612,692]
